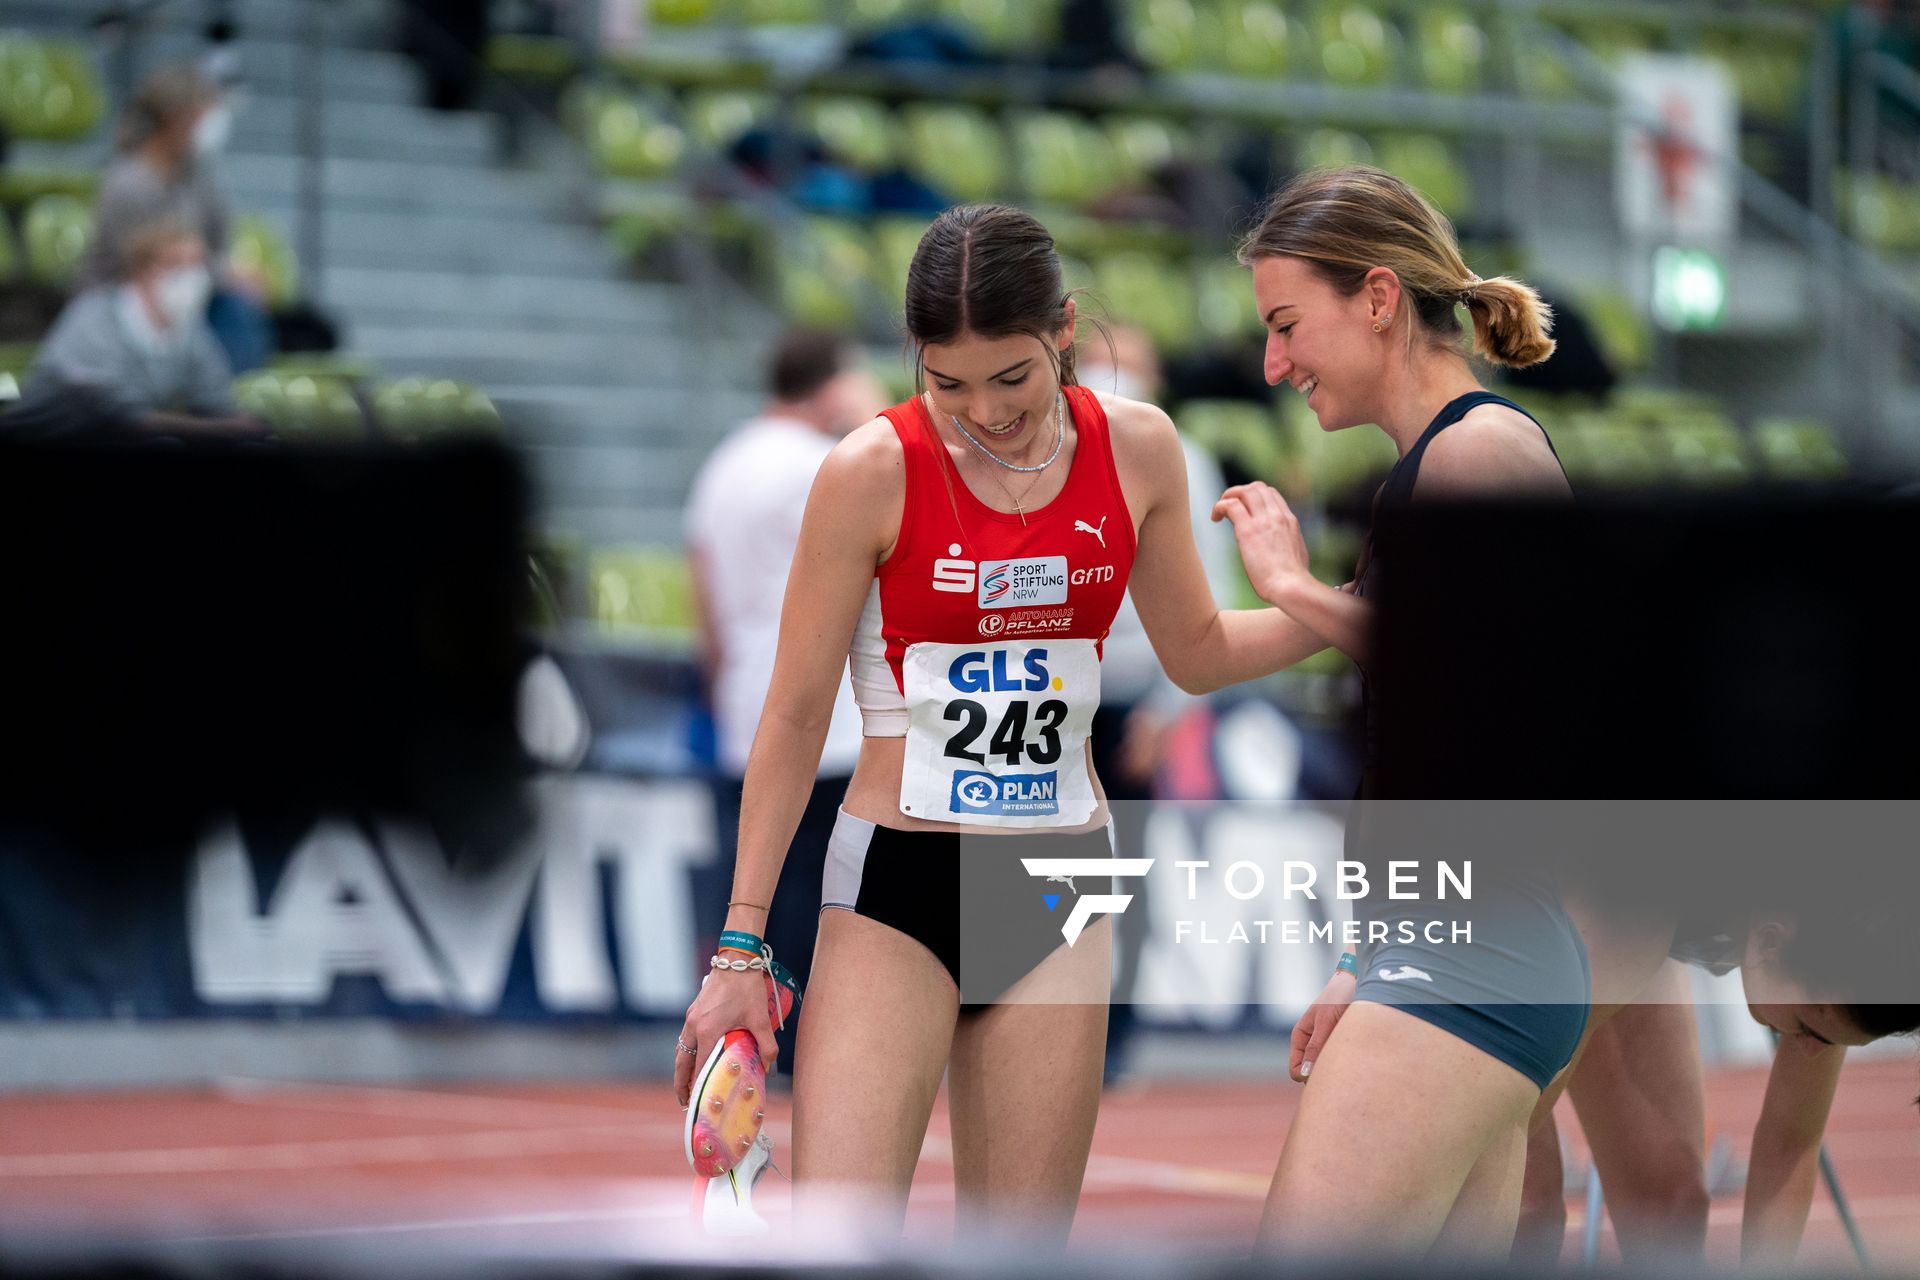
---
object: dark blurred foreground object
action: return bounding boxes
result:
[0,434,531,855]
[1368,491,1920,914]
[1371,491,1918,798]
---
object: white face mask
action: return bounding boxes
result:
[192,104,232,156]
[1081,362,1149,403]
[153,265,212,329]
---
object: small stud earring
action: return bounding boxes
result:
[1371,321,1383,332]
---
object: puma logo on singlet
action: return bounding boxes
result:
[1046,873,1077,894]
[1074,517,1108,548]
[1377,965,1434,983]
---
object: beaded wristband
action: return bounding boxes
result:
[718,929,765,956]
[711,953,771,974]
[1335,951,1359,979]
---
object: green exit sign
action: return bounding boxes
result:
[1651,246,1727,331]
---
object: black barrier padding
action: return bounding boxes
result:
[1364,491,1920,957]
[0,437,532,861]
[1370,491,1919,799]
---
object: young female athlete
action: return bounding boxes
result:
[672,203,1337,1241]
[1217,167,1920,1259]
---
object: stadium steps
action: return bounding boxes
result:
[141,0,779,546]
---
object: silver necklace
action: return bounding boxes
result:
[944,391,1066,473]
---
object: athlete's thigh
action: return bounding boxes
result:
[946,918,1110,1243]
[1257,1001,1539,1257]
[1567,962,1707,1259]
[793,906,960,1226]
[1433,1118,1529,1258]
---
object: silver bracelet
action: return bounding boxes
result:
[710,953,771,974]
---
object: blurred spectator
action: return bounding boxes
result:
[7,223,258,441]
[1046,0,1145,88]
[399,0,490,111]
[684,330,885,1074]
[1501,288,1617,401]
[84,65,274,374]
[1081,325,1238,1083]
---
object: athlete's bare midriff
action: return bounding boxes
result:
[841,735,1112,835]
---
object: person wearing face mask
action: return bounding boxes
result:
[8,222,258,440]
[683,330,888,1078]
[82,65,271,373]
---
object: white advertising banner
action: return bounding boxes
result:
[1615,53,1739,244]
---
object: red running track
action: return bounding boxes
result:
[0,1058,1914,1266]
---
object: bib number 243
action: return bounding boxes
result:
[942,698,1066,766]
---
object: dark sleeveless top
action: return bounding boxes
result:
[1353,391,1564,788]
[1353,391,1561,603]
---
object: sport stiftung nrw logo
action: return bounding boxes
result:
[1020,858,1154,945]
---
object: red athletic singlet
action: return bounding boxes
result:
[847,385,1137,827]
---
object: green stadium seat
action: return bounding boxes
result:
[233,371,365,441]
[374,376,502,439]
[1702,33,1805,125]
[1752,417,1848,481]
[1194,258,1262,345]
[0,214,16,279]
[607,201,693,270]
[230,214,299,307]
[902,104,1005,202]
[1177,399,1287,484]
[1414,8,1488,94]
[591,97,687,177]
[681,89,773,151]
[1654,415,1751,485]
[737,0,824,24]
[1124,0,1220,73]
[590,545,697,634]
[21,194,92,286]
[802,96,899,170]
[1313,3,1397,87]
[484,34,579,82]
[1280,391,1396,499]
[0,166,98,211]
[1515,31,1580,100]
[873,213,931,301]
[1214,0,1307,78]
[1842,173,1920,252]
[0,37,105,143]
[650,0,726,24]
[1104,115,1192,187]
[269,352,378,382]
[936,0,1058,51]
[1555,412,1660,488]
[1610,385,1725,428]
[1094,250,1198,355]
[1011,111,1117,206]
[849,0,926,27]
[779,217,876,331]
[1565,17,1658,67]
[1375,134,1471,219]
[1296,127,1373,171]
[1577,288,1654,375]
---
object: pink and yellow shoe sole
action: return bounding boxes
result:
[684,1029,767,1179]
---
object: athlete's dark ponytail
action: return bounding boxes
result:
[905,204,1077,389]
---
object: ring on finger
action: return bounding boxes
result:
[675,1037,696,1055]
